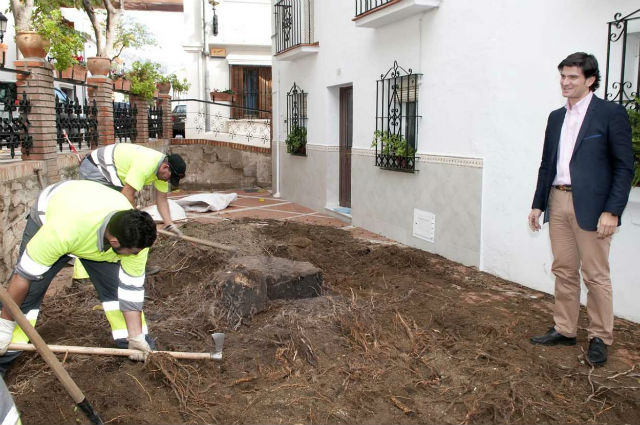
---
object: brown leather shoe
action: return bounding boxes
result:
[530,327,576,346]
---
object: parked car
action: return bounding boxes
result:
[172,104,186,137]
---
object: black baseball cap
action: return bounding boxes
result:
[167,154,186,188]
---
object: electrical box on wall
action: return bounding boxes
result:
[413,208,435,243]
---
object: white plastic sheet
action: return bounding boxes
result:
[175,192,238,212]
[142,199,187,222]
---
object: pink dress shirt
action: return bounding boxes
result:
[553,91,593,185]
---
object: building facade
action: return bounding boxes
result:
[271,0,640,321]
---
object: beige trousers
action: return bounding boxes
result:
[549,188,613,345]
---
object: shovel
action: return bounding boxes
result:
[0,286,104,425]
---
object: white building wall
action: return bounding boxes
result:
[273,0,640,322]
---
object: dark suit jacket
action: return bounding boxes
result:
[532,95,634,231]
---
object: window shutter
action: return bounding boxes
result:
[258,67,272,119]
[230,65,244,119]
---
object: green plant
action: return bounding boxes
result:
[214,88,234,94]
[286,126,307,154]
[371,130,415,157]
[126,60,160,102]
[169,74,190,94]
[628,98,640,186]
[157,74,171,84]
[32,8,85,72]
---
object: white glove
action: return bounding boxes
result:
[0,318,17,355]
[163,224,183,237]
[127,333,152,362]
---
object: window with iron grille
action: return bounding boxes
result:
[372,61,420,172]
[605,8,640,109]
[274,0,314,55]
[230,66,272,119]
[355,0,395,17]
[285,82,308,155]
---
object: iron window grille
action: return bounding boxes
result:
[55,96,98,152]
[373,61,421,172]
[148,105,163,139]
[285,82,308,155]
[605,8,640,110]
[355,0,395,17]
[113,102,138,143]
[0,85,31,158]
[274,0,314,54]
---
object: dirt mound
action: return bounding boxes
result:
[5,219,640,424]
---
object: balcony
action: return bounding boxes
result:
[354,0,440,28]
[274,0,319,60]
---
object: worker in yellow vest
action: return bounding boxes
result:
[74,144,186,278]
[0,181,157,374]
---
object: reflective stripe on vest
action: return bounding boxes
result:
[102,301,148,340]
[91,145,123,188]
[8,309,39,345]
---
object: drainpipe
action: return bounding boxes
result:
[273,59,281,198]
[201,0,210,130]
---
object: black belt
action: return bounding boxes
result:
[553,185,572,192]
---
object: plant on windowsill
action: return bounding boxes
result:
[211,89,235,102]
[371,130,416,171]
[286,126,307,156]
[628,98,640,187]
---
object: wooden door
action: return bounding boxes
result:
[339,86,353,208]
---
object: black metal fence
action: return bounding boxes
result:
[274,0,313,54]
[605,8,640,109]
[0,85,31,158]
[148,105,163,139]
[286,82,307,155]
[114,102,138,142]
[55,96,98,152]
[373,61,420,172]
[355,0,394,17]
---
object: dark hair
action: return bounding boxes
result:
[557,52,601,92]
[107,210,157,249]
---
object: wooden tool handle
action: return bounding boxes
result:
[158,229,237,252]
[8,342,221,361]
[0,286,86,403]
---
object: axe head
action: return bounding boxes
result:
[211,333,225,360]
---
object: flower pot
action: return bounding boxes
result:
[157,82,171,94]
[113,77,124,90]
[122,80,131,91]
[60,66,74,79]
[87,57,111,77]
[210,91,235,102]
[15,31,50,59]
[73,65,87,82]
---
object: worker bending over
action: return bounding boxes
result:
[0,181,158,375]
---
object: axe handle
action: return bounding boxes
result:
[157,229,237,252]
[8,342,221,361]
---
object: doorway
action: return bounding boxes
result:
[339,86,353,208]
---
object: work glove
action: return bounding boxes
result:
[0,318,17,355]
[127,333,152,362]
[163,224,183,237]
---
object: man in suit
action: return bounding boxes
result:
[528,52,634,367]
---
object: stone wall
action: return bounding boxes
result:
[170,139,271,190]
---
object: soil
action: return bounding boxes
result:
[5,218,640,424]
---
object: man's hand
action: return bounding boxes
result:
[528,208,543,232]
[127,333,152,362]
[163,224,183,237]
[597,212,618,239]
[0,318,16,355]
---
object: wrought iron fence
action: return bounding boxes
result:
[605,8,640,109]
[373,61,420,172]
[0,85,31,158]
[148,105,163,139]
[286,82,307,155]
[355,0,394,16]
[113,102,138,142]
[274,0,313,54]
[55,96,98,152]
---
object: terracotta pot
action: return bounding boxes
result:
[73,65,87,82]
[157,82,171,94]
[15,31,50,58]
[210,91,235,102]
[60,66,74,79]
[113,77,124,91]
[122,80,131,91]
[87,56,111,76]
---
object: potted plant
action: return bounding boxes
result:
[126,60,160,102]
[371,130,416,169]
[286,126,307,155]
[156,74,171,94]
[211,89,235,102]
[60,55,87,81]
[9,0,49,58]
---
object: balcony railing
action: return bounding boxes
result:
[605,8,640,109]
[355,0,395,17]
[274,0,314,54]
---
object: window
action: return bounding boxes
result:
[274,0,315,55]
[372,61,421,172]
[605,9,640,109]
[230,66,272,119]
